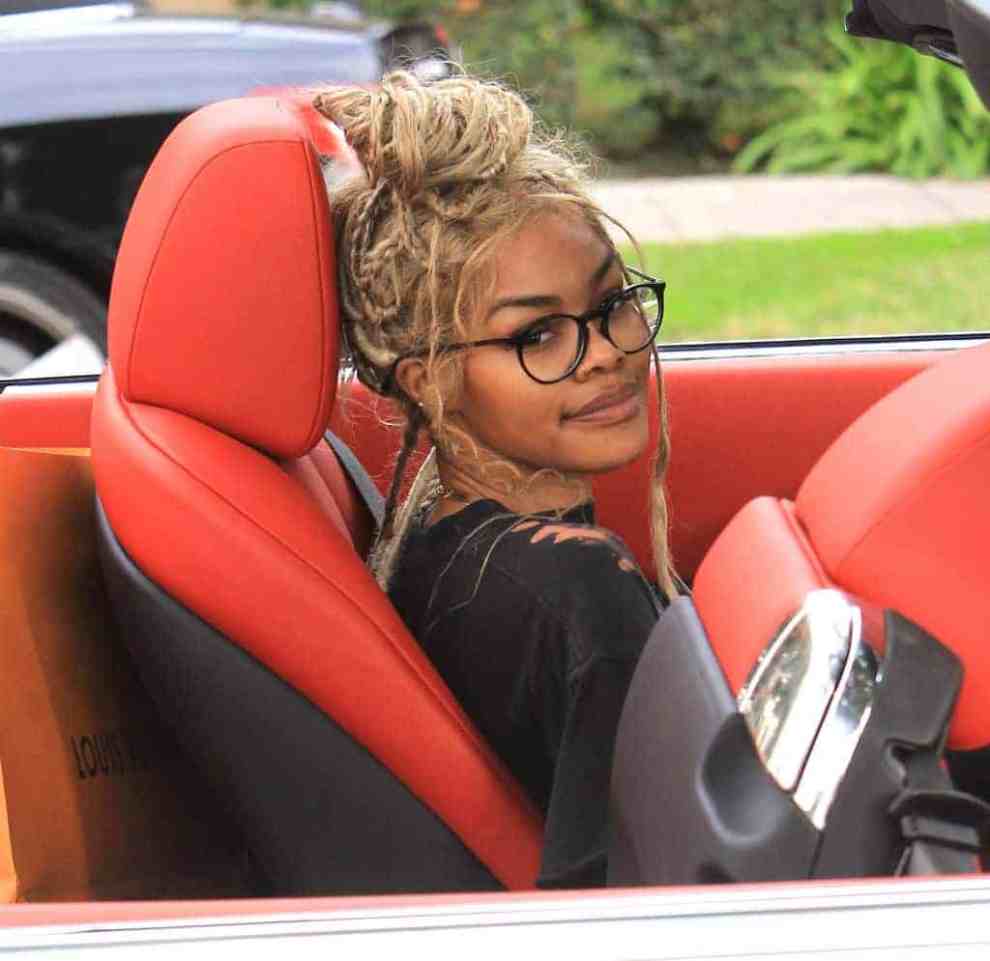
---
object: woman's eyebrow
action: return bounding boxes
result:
[591,251,617,288]
[487,294,561,319]
[487,252,617,320]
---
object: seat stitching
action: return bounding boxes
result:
[299,139,333,451]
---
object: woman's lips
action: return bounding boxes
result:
[564,384,642,424]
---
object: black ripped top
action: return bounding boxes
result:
[388,498,665,888]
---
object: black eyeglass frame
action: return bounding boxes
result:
[384,265,666,390]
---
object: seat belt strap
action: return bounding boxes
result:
[324,430,385,531]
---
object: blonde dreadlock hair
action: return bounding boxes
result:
[313,70,677,600]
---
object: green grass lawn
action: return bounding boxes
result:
[628,221,990,343]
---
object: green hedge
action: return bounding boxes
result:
[733,22,990,178]
[359,0,839,169]
[266,1,990,176]
[577,0,838,160]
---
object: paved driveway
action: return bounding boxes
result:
[590,175,990,243]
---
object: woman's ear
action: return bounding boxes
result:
[393,357,461,417]
[393,357,428,408]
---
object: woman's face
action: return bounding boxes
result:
[451,210,653,486]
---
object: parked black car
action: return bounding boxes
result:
[0,0,448,374]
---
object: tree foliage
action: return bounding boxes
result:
[361,0,840,167]
[580,0,838,148]
[257,0,989,176]
[733,22,990,177]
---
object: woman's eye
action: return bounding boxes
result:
[517,323,557,348]
[519,327,553,347]
[599,288,623,308]
[611,291,638,313]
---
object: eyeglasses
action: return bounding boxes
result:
[380,267,665,392]
[444,266,664,385]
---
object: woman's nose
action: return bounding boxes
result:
[574,320,624,379]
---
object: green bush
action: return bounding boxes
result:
[276,0,973,174]
[571,27,658,161]
[357,0,839,169]
[733,23,990,177]
[579,0,838,155]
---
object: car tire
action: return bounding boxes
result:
[0,249,107,376]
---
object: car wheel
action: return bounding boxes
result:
[0,250,107,377]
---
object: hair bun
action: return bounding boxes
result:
[313,71,531,199]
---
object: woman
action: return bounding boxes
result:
[314,71,678,888]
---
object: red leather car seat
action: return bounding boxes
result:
[610,343,990,886]
[693,340,990,755]
[90,97,541,895]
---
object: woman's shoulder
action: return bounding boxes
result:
[398,498,662,610]
[393,498,662,666]
[461,501,663,615]
[497,507,663,665]
[506,513,641,578]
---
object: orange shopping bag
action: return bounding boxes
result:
[0,447,250,902]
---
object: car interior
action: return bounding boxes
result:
[1,0,990,906]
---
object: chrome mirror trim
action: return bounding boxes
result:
[738,590,856,793]
[793,630,878,829]
[737,589,881,829]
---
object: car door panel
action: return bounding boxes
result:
[655,348,942,579]
[0,387,94,450]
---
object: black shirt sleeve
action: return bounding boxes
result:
[538,652,646,886]
[525,536,661,888]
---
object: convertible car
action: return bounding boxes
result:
[0,0,446,374]
[1,1,990,957]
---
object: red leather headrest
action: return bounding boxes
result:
[796,342,990,750]
[108,97,339,459]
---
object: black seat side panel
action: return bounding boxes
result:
[96,499,500,896]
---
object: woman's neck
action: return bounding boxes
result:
[432,456,592,522]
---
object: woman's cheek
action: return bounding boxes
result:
[458,365,549,459]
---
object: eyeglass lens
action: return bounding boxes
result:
[520,284,662,383]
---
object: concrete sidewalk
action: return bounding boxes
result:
[589,174,990,244]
